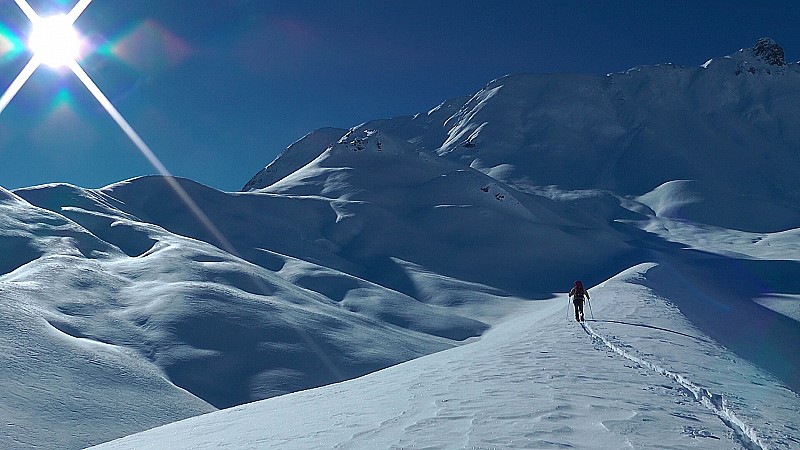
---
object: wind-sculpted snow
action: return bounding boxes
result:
[0,196,216,449]
[11,171,580,446]
[2,40,800,449]
[637,180,800,233]
[5,179,493,447]
[89,265,800,449]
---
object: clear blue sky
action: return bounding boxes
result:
[1,0,798,192]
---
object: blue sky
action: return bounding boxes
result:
[1,0,798,192]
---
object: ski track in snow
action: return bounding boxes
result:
[90,279,798,450]
[580,321,768,450]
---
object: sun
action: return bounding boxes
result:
[29,14,81,67]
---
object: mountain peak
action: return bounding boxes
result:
[702,37,794,75]
[751,37,786,66]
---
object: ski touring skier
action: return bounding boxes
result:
[569,280,589,322]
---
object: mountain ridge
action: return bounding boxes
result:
[245,38,800,232]
[1,39,799,448]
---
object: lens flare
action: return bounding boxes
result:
[3,2,240,262]
[2,0,346,384]
[2,0,240,265]
[102,19,191,73]
[29,14,81,67]
[0,56,40,116]
[0,24,24,62]
[2,0,236,258]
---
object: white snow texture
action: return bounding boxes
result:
[1,39,799,449]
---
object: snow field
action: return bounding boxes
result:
[89,264,800,449]
[1,40,798,448]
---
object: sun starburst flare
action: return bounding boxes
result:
[0,0,238,261]
[29,14,81,67]
[0,0,371,384]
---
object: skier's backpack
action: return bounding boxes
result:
[572,280,585,301]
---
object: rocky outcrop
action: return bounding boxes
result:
[752,37,786,66]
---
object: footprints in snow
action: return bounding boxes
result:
[581,322,767,449]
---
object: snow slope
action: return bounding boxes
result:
[3,180,481,447]
[89,265,800,450]
[0,189,215,449]
[248,38,800,233]
[0,39,798,449]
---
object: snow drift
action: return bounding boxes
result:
[0,39,798,449]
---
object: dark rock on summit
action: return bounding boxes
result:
[753,37,786,66]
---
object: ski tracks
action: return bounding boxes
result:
[580,321,769,450]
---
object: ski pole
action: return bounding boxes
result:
[566,296,571,322]
[587,297,594,320]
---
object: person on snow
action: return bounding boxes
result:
[569,280,589,322]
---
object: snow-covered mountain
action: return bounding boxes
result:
[246,38,800,232]
[1,39,799,449]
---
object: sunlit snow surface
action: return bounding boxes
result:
[89,265,799,449]
[1,41,799,449]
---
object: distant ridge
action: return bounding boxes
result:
[246,39,800,231]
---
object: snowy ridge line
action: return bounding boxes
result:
[581,322,769,450]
